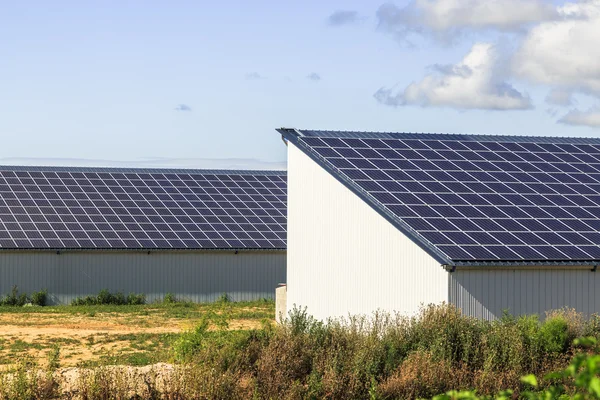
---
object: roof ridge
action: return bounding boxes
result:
[284,128,600,145]
[0,165,287,175]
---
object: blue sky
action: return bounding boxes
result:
[2,0,599,168]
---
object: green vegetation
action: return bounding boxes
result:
[3,302,600,398]
[71,289,146,306]
[0,286,47,307]
[434,337,600,399]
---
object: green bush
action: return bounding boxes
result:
[217,293,231,303]
[163,292,176,304]
[0,286,28,306]
[30,289,47,307]
[127,293,146,305]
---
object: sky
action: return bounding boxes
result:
[1,0,600,169]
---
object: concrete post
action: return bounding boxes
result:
[275,283,287,323]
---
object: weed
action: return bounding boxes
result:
[47,345,60,372]
[163,292,176,304]
[217,292,231,303]
[71,289,147,306]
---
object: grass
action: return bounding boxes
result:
[0,299,275,368]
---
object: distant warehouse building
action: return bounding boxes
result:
[0,166,286,304]
[279,128,600,321]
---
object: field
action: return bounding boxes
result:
[0,300,273,369]
[2,302,600,399]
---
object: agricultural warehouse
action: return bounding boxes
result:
[280,128,600,321]
[0,166,286,304]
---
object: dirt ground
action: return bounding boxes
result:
[0,305,270,368]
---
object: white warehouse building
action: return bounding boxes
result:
[279,128,600,321]
[0,166,286,304]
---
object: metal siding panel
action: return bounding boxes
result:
[451,269,600,320]
[0,251,285,305]
[287,144,448,321]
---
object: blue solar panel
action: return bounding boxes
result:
[0,167,286,250]
[281,128,600,263]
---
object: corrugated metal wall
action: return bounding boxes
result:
[287,144,447,321]
[0,250,286,305]
[450,268,600,319]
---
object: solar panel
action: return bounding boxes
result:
[281,128,600,263]
[0,167,287,250]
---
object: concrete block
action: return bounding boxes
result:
[275,284,287,323]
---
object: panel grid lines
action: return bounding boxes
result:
[296,133,600,262]
[0,168,287,250]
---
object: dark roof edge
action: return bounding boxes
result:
[278,128,451,265]
[281,127,600,145]
[0,247,286,252]
[450,260,600,268]
[0,165,286,176]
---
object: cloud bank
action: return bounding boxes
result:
[559,108,600,127]
[375,43,532,110]
[372,0,600,127]
[376,0,557,40]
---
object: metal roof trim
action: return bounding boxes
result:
[0,165,287,176]
[278,128,452,265]
[0,247,287,252]
[286,128,600,145]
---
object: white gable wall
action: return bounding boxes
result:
[287,143,448,321]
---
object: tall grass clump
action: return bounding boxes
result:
[0,357,58,400]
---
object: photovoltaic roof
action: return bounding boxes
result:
[0,166,286,250]
[279,128,600,266]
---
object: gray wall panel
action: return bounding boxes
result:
[450,269,600,320]
[0,250,286,305]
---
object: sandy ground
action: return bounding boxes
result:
[0,311,264,368]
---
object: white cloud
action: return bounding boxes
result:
[558,107,600,127]
[374,43,532,110]
[513,0,600,96]
[545,89,575,106]
[377,0,557,39]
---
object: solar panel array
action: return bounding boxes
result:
[292,130,600,262]
[0,167,286,250]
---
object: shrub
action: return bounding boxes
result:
[127,292,146,305]
[30,289,47,307]
[379,351,469,399]
[538,315,569,354]
[173,317,211,361]
[0,286,28,306]
[163,292,176,304]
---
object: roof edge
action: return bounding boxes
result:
[0,165,286,175]
[283,128,600,145]
[279,128,451,265]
